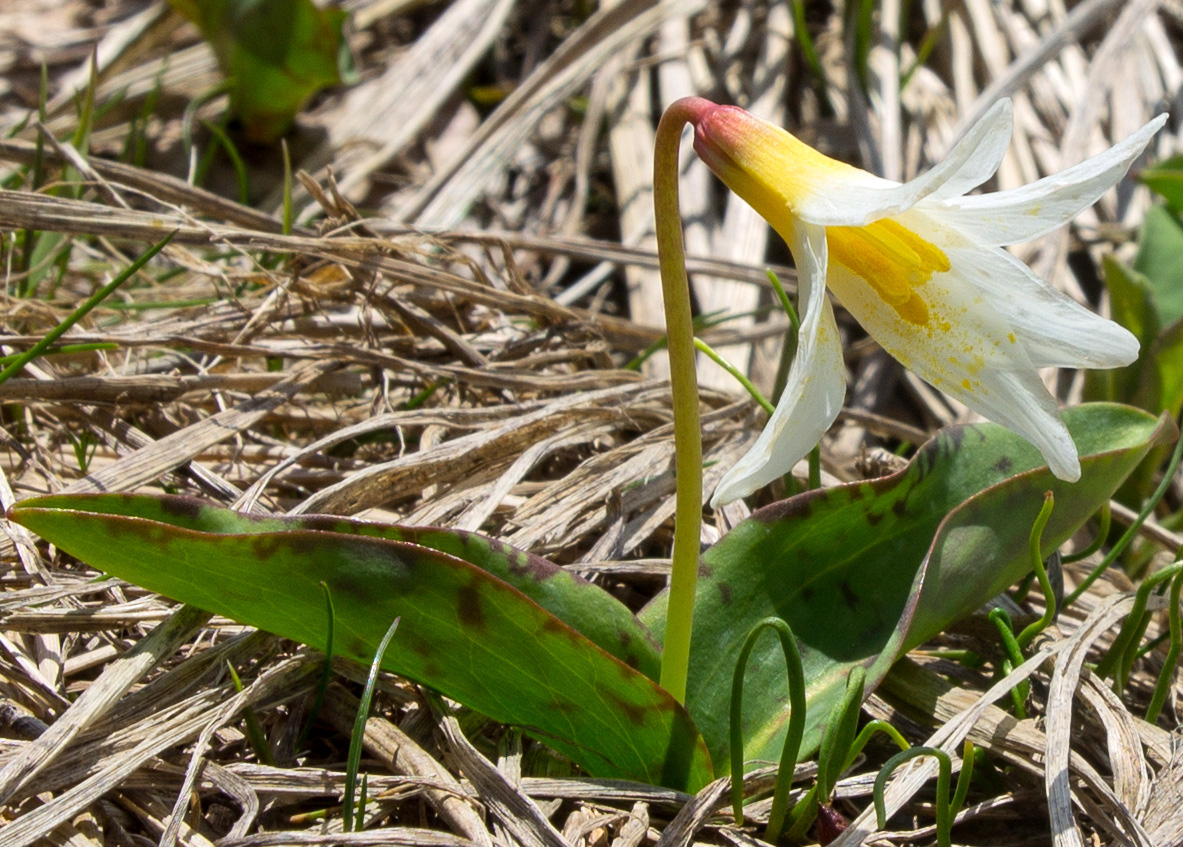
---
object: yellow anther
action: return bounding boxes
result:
[827,219,949,326]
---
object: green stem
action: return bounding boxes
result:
[786,666,866,841]
[874,746,957,847]
[1098,560,1183,689]
[1145,567,1183,723]
[1016,491,1055,649]
[296,581,337,753]
[344,616,400,832]
[987,608,1028,718]
[654,99,708,704]
[0,232,175,388]
[950,740,976,819]
[846,719,910,767]
[694,338,774,415]
[227,661,274,766]
[1064,431,1183,609]
[728,617,806,842]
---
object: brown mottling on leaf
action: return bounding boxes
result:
[345,637,370,661]
[540,615,588,648]
[158,495,208,521]
[840,581,859,610]
[109,519,171,549]
[606,691,648,726]
[250,534,286,561]
[405,636,434,658]
[546,697,578,714]
[457,584,485,630]
[506,549,564,583]
[326,566,375,602]
[717,582,731,605]
[994,455,1013,475]
[298,514,358,534]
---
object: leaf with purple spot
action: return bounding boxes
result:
[7,496,710,789]
[640,403,1174,775]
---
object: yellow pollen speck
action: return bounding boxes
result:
[1007,332,1016,344]
[962,378,972,391]
[828,218,949,327]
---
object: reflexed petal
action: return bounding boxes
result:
[926,99,1015,201]
[942,244,1139,369]
[929,113,1168,245]
[953,365,1081,481]
[825,257,1080,481]
[792,99,1015,226]
[711,223,845,506]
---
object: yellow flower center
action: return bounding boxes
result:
[827,219,949,326]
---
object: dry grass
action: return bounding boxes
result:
[0,1,1181,845]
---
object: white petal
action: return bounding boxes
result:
[825,253,1080,482]
[711,223,846,505]
[942,244,1139,368]
[794,100,1015,226]
[958,366,1081,482]
[926,99,1015,201]
[928,113,1168,245]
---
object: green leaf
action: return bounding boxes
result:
[640,403,1172,775]
[55,501,663,680]
[1134,205,1183,328]
[1086,259,1183,500]
[171,0,348,141]
[1103,256,1161,348]
[1148,318,1183,419]
[7,496,710,790]
[1085,257,1159,407]
[1139,154,1183,213]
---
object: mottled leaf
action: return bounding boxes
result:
[7,496,710,789]
[641,404,1172,775]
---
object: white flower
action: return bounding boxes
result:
[684,97,1168,505]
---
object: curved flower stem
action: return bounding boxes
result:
[1015,491,1055,649]
[785,666,867,842]
[728,617,806,842]
[873,742,974,847]
[1064,430,1183,610]
[987,608,1028,718]
[844,719,910,769]
[654,98,710,703]
[1098,559,1183,692]
[1145,565,1183,723]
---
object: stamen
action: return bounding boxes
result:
[827,219,948,326]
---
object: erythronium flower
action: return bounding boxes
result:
[683,97,1168,506]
